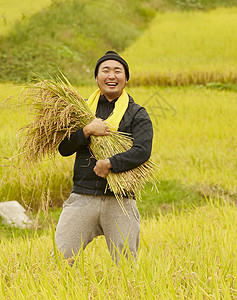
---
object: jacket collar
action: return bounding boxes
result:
[99,94,119,104]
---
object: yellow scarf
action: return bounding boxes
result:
[87,89,129,131]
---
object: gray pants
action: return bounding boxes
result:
[55,193,140,264]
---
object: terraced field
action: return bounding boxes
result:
[124,8,237,85]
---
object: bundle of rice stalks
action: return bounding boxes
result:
[18,74,159,212]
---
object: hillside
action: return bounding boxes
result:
[1,0,237,85]
[0,0,158,85]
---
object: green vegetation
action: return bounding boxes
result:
[1,200,237,298]
[0,0,159,85]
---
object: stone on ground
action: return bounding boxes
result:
[0,201,32,228]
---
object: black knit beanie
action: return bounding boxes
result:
[94,50,130,80]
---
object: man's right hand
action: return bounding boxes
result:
[83,118,110,138]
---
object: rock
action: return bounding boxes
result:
[0,201,32,229]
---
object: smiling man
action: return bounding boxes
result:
[55,51,153,265]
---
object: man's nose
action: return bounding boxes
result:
[108,71,116,79]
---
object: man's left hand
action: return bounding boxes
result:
[93,159,112,179]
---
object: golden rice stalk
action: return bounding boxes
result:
[18,74,159,211]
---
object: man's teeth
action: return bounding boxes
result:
[107,83,117,86]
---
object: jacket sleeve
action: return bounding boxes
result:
[109,108,153,173]
[58,128,90,156]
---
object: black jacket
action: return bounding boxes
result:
[58,94,153,196]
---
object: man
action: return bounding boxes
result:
[55,50,153,264]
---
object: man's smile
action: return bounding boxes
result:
[106,82,118,86]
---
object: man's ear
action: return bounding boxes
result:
[96,76,98,83]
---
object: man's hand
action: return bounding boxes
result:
[93,159,112,179]
[83,118,110,138]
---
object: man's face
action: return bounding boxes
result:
[96,60,127,102]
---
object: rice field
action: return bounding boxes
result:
[1,199,237,299]
[123,7,237,86]
[1,4,237,298]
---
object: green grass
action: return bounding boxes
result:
[1,199,237,299]
[0,0,158,85]
[124,7,237,86]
